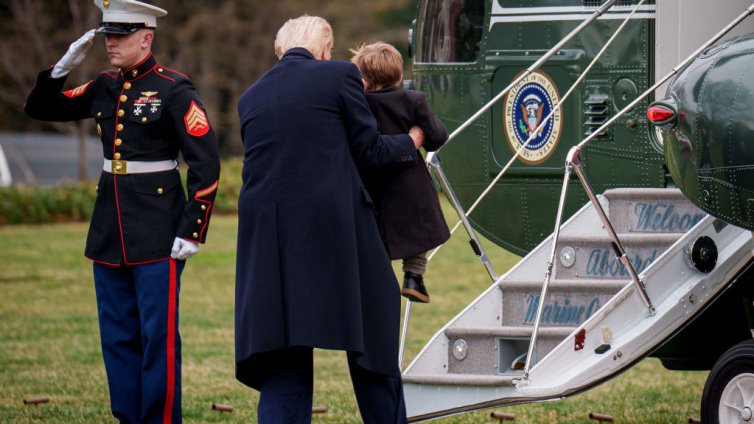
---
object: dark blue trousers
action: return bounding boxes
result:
[93,259,184,424]
[257,347,407,424]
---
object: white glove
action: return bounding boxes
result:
[51,29,97,78]
[171,237,199,260]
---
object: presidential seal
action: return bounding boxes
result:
[503,70,562,164]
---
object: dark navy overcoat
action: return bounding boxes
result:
[235,48,418,389]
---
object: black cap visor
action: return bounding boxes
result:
[97,22,154,35]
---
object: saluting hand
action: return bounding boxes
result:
[171,237,199,260]
[51,29,97,79]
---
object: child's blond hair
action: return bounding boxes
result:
[350,42,403,90]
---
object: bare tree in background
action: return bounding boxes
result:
[0,0,103,181]
[0,0,414,162]
[151,0,412,156]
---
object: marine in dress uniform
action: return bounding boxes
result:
[24,1,220,423]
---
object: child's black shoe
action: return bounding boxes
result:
[401,272,430,303]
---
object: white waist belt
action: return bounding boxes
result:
[103,159,178,175]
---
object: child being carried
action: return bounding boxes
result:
[351,42,450,303]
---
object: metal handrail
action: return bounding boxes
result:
[399,155,501,368]
[428,0,647,262]
[431,0,619,155]
[522,1,754,380]
[399,0,622,370]
[513,0,650,378]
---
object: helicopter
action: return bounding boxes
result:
[399,1,754,422]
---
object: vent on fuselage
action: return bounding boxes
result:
[582,0,634,7]
[584,93,610,139]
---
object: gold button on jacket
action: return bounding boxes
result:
[24,54,220,265]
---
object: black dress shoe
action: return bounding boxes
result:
[401,272,430,303]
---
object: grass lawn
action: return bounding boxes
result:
[0,214,708,423]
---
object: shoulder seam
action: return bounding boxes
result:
[156,72,177,83]
[158,65,189,80]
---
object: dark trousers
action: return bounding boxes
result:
[257,347,407,424]
[93,259,185,424]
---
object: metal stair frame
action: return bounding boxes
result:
[402,4,754,421]
[403,210,754,421]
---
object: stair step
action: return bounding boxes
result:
[400,189,725,419]
[403,373,518,387]
[603,188,705,234]
[498,279,625,327]
[446,326,575,338]
[555,233,681,279]
[499,279,627,290]
[444,326,577,375]
[557,233,682,244]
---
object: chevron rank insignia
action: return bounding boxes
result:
[183,101,210,137]
[63,81,92,99]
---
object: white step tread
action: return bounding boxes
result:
[498,278,627,290]
[403,373,519,387]
[445,326,576,338]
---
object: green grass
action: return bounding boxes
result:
[0,214,708,423]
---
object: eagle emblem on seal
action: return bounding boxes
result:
[503,70,563,165]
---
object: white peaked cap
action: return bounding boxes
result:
[94,0,167,28]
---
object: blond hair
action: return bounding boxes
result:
[350,42,403,90]
[274,15,333,59]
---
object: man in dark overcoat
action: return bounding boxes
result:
[24,1,220,422]
[235,15,424,424]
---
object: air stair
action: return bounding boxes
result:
[403,188,754,421]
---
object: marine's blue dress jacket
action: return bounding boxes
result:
[25,54,220,265]
[235,48,418,389]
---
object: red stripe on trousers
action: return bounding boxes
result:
[163,259,177,423]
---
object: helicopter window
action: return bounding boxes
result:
[582,0,633,6]
[416,0,484,63]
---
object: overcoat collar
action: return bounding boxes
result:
[371,86,401,94]
[281,47,315,61]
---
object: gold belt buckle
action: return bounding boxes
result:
[111,160,127,175]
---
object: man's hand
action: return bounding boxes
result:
[51,29,97,79]
[171,237,199,260]
[409,125,425,149]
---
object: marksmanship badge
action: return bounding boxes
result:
[503,70,562,164]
